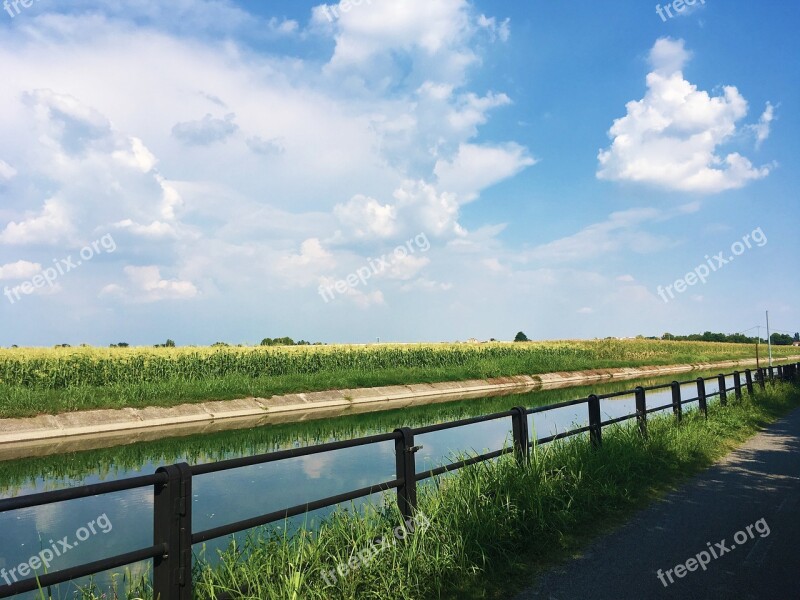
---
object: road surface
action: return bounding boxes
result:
[513,408,800,599]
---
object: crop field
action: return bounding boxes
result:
[0,340,796,418]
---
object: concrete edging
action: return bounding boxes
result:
[0,356,796,449]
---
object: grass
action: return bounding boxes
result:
[1,340,796,418]
[72,378,800,600]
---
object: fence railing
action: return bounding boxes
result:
[0,363,797,600]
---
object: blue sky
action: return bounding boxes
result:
[0,0,797,346]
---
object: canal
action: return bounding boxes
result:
[0,369,745,597]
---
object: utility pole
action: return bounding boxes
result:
[756,327,760,371]
[766,311,773,367]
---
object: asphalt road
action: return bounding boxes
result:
[513,408,800,600]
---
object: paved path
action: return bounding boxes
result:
[513,408,800,599]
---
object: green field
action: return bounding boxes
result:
[0,340,795,418]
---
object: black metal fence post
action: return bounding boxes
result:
[758,368,766,390]
[635,387,647,438]
[671,381,682,422]
[717,374,727,406]
[394,428,419,520]
[745,369,754,396]
[510,407,531,464]
[587,395,602,449]
[733,371,742,400]
[154,463,193,600]
[696,378,708,418]
[769,366,775,381]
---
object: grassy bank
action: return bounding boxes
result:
[78,379,799,600]
[1,340,795,418]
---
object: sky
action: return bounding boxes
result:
[0,0,798,346]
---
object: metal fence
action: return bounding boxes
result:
[0,363,797,600]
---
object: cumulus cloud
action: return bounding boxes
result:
[275,238,337,286]
[102,266,198,302]
[0,200,72,245]
[597,38,772,194]
[334,195,398,239]
[0,260,42,280]
[22,89,112,156]
[0,2,535,338]
[334,179,466,241]
[172,113,239,146]
[112,137,157,172]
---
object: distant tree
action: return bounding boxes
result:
[770,333,794,346]
[165,339,176,347]
[212,342,229,347]
[261,337,296,346]
[514,331,529,342]
[794,332,800,343]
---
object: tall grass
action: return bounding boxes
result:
[75,381,799,600]
[2,340,795,418]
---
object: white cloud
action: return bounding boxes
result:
[597,38,772,194]
[112,137,157,172]
[0,3,540,342]
[447,92,512,138]
[275,238,337,287]
[477,15,511,42]
[525,208,669,264]
[0,260,42,280]
[0,200,72,245]
[317,0,473,73]
[435,142,536,202]
[577,307,594,314]
[104,266,198,302]
[111,219,177,239]
[267,17,300,35]
[749,102,775,149]
[334,195,398,239]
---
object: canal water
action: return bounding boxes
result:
[0,370,740,597]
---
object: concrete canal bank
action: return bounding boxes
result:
[2,356,795,458]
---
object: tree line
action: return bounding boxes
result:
[659,331,799,346]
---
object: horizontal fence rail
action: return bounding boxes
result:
[0,363,797,600]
